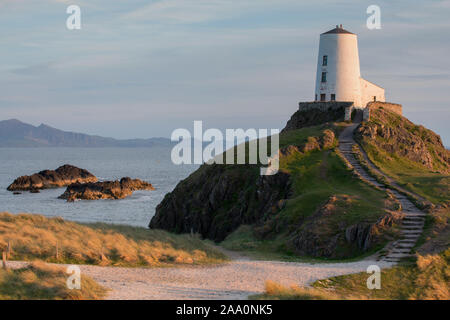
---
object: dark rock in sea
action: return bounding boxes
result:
[58,177,155,202]
[7,164,97,192]
[13,191,22,195]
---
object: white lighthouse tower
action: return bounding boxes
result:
[314,25,385,108]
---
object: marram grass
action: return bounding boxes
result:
[0,212,227,267]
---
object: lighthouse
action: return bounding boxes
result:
[314,25,385,108]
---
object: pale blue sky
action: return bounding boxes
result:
[0,0,449,144]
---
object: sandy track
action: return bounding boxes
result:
[8,257,393,300]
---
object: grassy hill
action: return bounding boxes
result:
[151,122,402,260]
[150,106,449,261]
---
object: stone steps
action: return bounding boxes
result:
[384,253,414,260]
[395,242,416,249]
[401,227,423,232]
[338,127,427,264]
[402,222,424,227]
[401,232,422,237]
[403,216,425,220]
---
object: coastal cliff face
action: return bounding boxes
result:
[150,106,446,259]
[150,164,291,242]
[7,165,97,191]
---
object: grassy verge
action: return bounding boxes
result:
[0,261,106,300]
[0,212,228,267]
[361,142,449,204]
[252,249,449,300]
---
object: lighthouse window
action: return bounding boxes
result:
[322,55,328,66]
[320,94,326,101]
[331,94,336,101]
[321,72,327,83]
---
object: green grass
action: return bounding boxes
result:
[0,261,106,300]
[0,212,228,267]
[279,125,335,149]
[221,225,385,263]
[221,225,313,262]
[279,149,387,226]
[362,142,449,204]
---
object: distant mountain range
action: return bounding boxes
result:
[0,119,172,147]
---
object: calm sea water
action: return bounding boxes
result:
[0,148,198,227]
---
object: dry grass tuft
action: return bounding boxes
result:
[256,280,343,300]
[0,212,227,267]
[411,250,450,300]
[0,261,106,300]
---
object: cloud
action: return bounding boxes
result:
[121,0,310,24]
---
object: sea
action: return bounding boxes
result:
[0,148,198,227]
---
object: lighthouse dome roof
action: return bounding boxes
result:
[322,25,354,35]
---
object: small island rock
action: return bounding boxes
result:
[58,177,155,202]
[7,165,97,192]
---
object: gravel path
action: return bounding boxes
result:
[7,257,393,300]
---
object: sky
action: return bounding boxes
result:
[0,0,449,144]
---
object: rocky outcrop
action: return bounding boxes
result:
[282,102,352,132]
[344,211,403,251]
[150,164,291,242]
[365,101,402,118]
[356,108,449,173]
[291,196,403,258]
[7,164,97,191]
[58,177,155,202]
